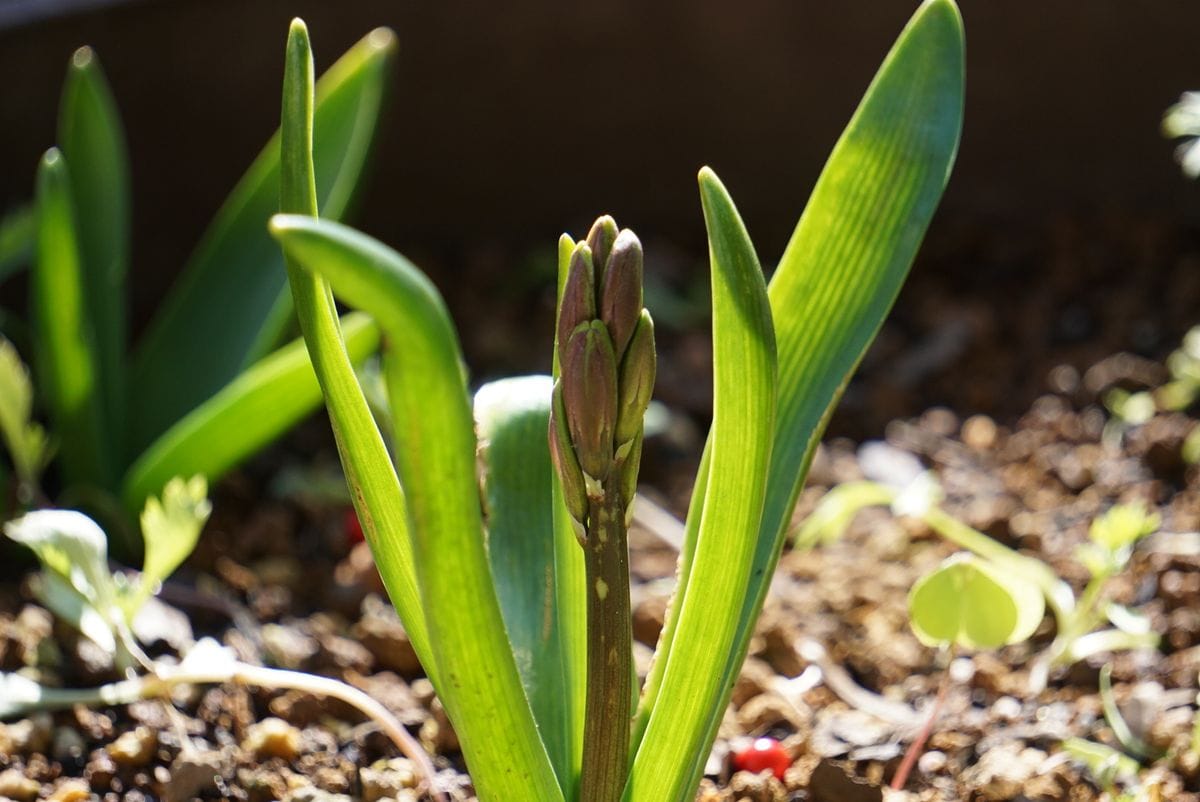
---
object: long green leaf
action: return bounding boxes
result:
[58,47,130,447]
[552,233,587,799]
[626,168,777,802]
[475,375,574,795]
[129,28,395,454]
[643,0,965,792]
[270,216,562,802]
[276,18,435,685]
[32,150,116,493]
[120,313,379,512]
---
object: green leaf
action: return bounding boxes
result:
[1089,503,1159,553]
[58,47,131,445]
[132,475,212,615]
[627,168,777,802]
[274,18,435,685]
[549,232,587,797]
[0,337,52,484]
[33,149,116,492]
[908,553,1044,650]
[270,215,562,802]
[634,1,965,792]
[4,509,120,647]
[475,375,576,796]
[129,28,396,454]
[120,312,380,513]
[792,480,898,550]
[0,205,33,286]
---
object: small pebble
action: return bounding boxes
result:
[361,758,419,802]
[242,717,303,761]
[47,779,91,802]
[0,769,42,802]
[991,695,1022,721]
[917,749,947,774]
[962,414,998,450]
[108,726,158,767]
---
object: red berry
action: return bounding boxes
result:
[343,506,365,545]
[731,737,791,781]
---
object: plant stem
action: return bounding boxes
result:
[890,657,953,791]
[580,486,632,802]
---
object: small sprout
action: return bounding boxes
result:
[1105,388,1156,427]
[1089,503,1159,553]
[133,475,211,614]
[731,737,791,781]
[908,553,1044,651]
[0,337,53,487]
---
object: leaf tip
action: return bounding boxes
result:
[366,27,398,55]
[69,46,95,72]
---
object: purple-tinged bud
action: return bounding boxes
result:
[615,310,656,451]
[549,380,588,535]
[557,243,597,358]
[586,215,619,290]
[600,229,644,360]
[560,321,618,485]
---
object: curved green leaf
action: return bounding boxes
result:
[475,375,576,795]
[634,1,965,793]
[0,205,33,286]
[552,233,587,798]
[276,18,435,685]
[909,553,1044,650]
[33,150,116,493]
[121,313,379,512]
[129,28,396,454]
[58,47,130,446]
[626,168,777,802]
[270,216,562,802]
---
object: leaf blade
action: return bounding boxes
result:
[129,28,395,453]
[270,216,562,802]
[58,47,131,449]
[627,168,777,802]
[120,313,380,512]
[32,149,116,493]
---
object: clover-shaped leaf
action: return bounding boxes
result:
[908,553,1044,650]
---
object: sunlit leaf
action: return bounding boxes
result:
[33,149,116,492]
[475,375,576,795]
[908,553,1044,650]
[0,337,52,483]
[271,215,562,802]
[133,475,212,614]
[627,167,777,802]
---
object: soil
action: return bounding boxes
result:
[2,212,1200,801]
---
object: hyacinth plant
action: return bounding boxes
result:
[0,26,394,554]
[269,2,964,800]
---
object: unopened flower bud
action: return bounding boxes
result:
[561,321,618,484]
[615,310,656,450]
[557,242,597,356]
[586,215,619,289]
[600,229,644,360]
[549,380,588,533]
[618,434,643,524]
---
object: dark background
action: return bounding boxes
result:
[2,0,1200,430]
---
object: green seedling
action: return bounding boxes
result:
[891,552,1044,789]
[1,25,395,555]
[269,3,964,800]
[0,486,443,800]
[799,471,1161,691]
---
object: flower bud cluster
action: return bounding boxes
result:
[549,217,656,541]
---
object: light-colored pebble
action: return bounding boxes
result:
[242,717,303,761]
[108,725,158,766]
